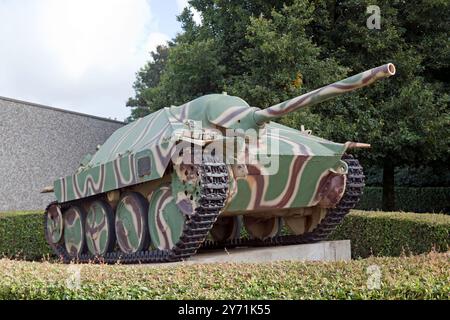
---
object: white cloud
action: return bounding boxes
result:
[0,0,170,120]
[142,32,171,59]
[176,0,202,24]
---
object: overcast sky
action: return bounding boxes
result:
[0,0,200,121]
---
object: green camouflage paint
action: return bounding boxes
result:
[63,206,85,256]
[46,204,63,244]
[85,200,114,256]
[254,63,396,124]
[115,192,148,254]
[148,184,185,250]
[48,63,395,250]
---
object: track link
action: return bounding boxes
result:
[44,156,229,264]
[200,154,364,250]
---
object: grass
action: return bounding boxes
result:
[0,252,448,299]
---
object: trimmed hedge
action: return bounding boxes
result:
[356,187,450,213]
[0,211,52,260]
[0,252,448,299]
[1,210,450,261]
[331,211,450,258]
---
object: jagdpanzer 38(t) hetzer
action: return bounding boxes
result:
[43,63,396,263]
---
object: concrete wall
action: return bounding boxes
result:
[0,97,124,211]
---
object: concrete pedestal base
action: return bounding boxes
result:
[186,240,351,264]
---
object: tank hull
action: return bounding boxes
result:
[54,110,348,218]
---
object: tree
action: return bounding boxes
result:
[127,6,226,120]
[225,1,346,109]
[127,0,449,210]
[140,38,225,111]
[305,0,450,210]
[190,0,296,79]
[127,45,170,120]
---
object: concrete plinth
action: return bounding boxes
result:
[187,240,351,264]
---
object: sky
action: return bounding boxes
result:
[0,0,201,121]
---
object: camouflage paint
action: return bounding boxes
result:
[243,216,282,240]
[46,204,63,244]
[148,184,186,250]
[63,206,85,256]
[51,64,395,221]
[54,108,180,203]
[85,200,114,256]
[115,193,148,254]
[171,162,202,216]
[284,207,328,234]
[227,156,346,211]
[254,63,396,124]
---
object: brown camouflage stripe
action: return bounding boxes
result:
[213,107,254,127]
[85,203,109,255]
[115,194,146,253]
[113,155,136,188]
[127,111,163,150]
[154,143,176,169]
[85,215,107,235]
[73,164,106,199]
[254,63,395,123]
[154,187,173,249]
[46,205,63,243]
[108,118,143,159]
[266,130,313,155]
[115,220,131,253]
[311,171,346,208]
[173,100,191,121]
[138,123,171,149]
[244,155,310,210]
[65,207,77,225]
[63,207,85,256]
[127,196,144,240]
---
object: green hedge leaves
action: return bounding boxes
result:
[331,211,450,258]
[0,252,448,299]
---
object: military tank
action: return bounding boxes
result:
[43,63,396,263]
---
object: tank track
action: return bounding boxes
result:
[200,154,364,250]
[44,156,229,264]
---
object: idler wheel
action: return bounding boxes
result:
[63,206,87,258]
[46,204,63,244]
[210,216,242,242]
[243,216,281,240]
[115,192,149,254]
[148,184,187,250]
[85,200,116,256]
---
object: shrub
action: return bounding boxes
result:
[356,187,450,213]
[0,211,52,260]
[0,252,447,299]
[331,210,450,258]
[1,210,449,261]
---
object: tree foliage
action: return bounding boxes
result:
[127,0,449,209]
[307,0,449,166]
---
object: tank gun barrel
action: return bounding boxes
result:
[254,63,396,125]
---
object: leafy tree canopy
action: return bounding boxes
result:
[127,0,449,209]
